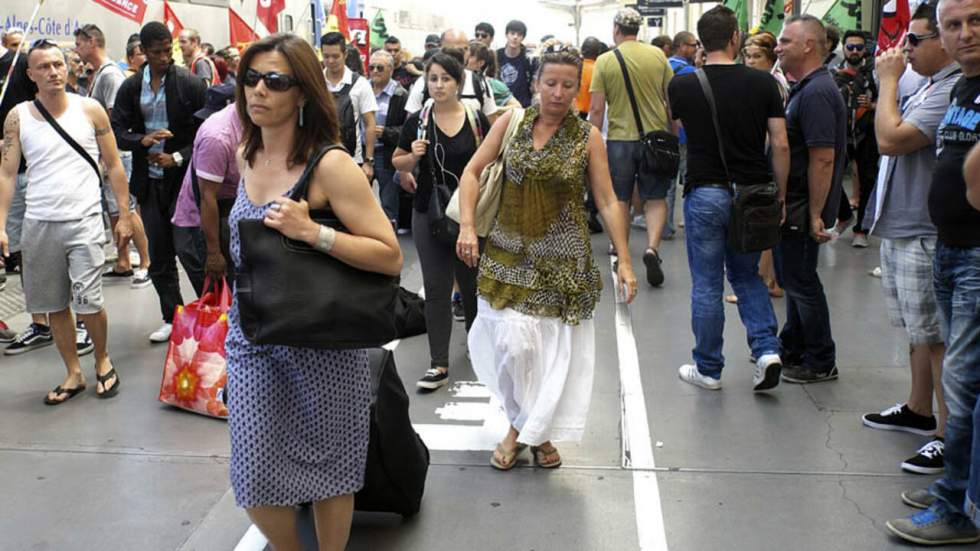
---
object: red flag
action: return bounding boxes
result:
[164,1,183,38]
[91,0,148,24]
[229,8,260,48]
[330,0,350,39]
[878,0,910,53]
[256,0,285,34]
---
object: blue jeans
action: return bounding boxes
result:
[665,144,687,237]
[683,187,781,379]
[776,231,836,372]
[374,155,399,224]
[929,243,980,522]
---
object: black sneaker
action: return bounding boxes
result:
[75,322,94,357]
[417,368,449,390]
[4,323,54,355]
[102,267,134,281]
[780,365,839,384]
[902,440,945,475]
[451,298,464,322]
[643,248,664,287]
[862,404,937,436]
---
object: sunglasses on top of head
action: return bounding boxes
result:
[242,68,298,92]
[905,31,939,47]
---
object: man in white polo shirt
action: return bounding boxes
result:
[320,31,378,181]
[0,40,133,405]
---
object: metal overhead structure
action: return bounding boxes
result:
[538,0,623,44]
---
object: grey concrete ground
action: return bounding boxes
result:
[0,226,961,550]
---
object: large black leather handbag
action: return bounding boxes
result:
[236,145,400,349]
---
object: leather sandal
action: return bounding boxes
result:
[490,443,526,471]
[96,367,120,399]
[44,384,86,405]
[531,444,562,469]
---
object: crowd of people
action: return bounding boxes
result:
[0,0,978,547]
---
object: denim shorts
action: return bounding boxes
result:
[102,152,137,216]
[606,140,672,201]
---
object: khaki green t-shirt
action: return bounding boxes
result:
[590,40,673,141]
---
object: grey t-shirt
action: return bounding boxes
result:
[89,61,126,112]
[869,64,961,239]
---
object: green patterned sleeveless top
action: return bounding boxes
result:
[477,107,602,325]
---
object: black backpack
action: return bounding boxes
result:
[354,348,430,516]
[332,73,360,155]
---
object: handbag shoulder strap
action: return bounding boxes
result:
[613,48,645,139]
[290,144,348,201]
[694,69,732,183]
[33,99,102,183]
[499,107,524,159]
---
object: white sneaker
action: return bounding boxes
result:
[149,323,172,343]
[869,266,882,278]
[754,354,782,391]
[852,234,869,248]
[131,268,152,289]
[678,364,721,390]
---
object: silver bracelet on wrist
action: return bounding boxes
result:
[313,224,337,254]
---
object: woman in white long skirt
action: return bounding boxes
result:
[455,48,637,470]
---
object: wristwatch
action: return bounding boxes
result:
[363,156,374,163]
[172,151,184,166]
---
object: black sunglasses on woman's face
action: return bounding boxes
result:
[242,68,298,92]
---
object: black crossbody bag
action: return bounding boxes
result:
[236,145,400,349]
[695,69,782,253]
[33,99,102,184]
[613,49,680,179]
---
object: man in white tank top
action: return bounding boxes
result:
[0,40,133,405]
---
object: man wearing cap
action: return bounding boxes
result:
[170,82,239,286]
[424,34,441,52]
[590,8,675,287]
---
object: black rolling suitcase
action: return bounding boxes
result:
[355,348,430,516]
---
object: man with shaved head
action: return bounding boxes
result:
[773,15,846,385]
[404,29,498,120]
[886,0,980,545]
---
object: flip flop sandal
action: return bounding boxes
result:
[490,443,526,471]
[96,368,121,399]
[531,445,563,469]
[44,384,87,406]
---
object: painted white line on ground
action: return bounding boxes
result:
[611,257,669,551]
[233,525,266,551]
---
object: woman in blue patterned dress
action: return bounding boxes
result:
[226,34,402,550]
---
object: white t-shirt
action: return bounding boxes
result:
[405,68,498,117]
[325,67,378,163]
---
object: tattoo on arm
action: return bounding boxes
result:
[2,109,20,164]
[94,126,111,137]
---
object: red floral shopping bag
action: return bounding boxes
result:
[159,278,231,418]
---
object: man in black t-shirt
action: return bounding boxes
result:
[669,6,790,392]
[773,15,846,385]
[886,0,980,546]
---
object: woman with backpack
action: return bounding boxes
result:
[392,53,490,391]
